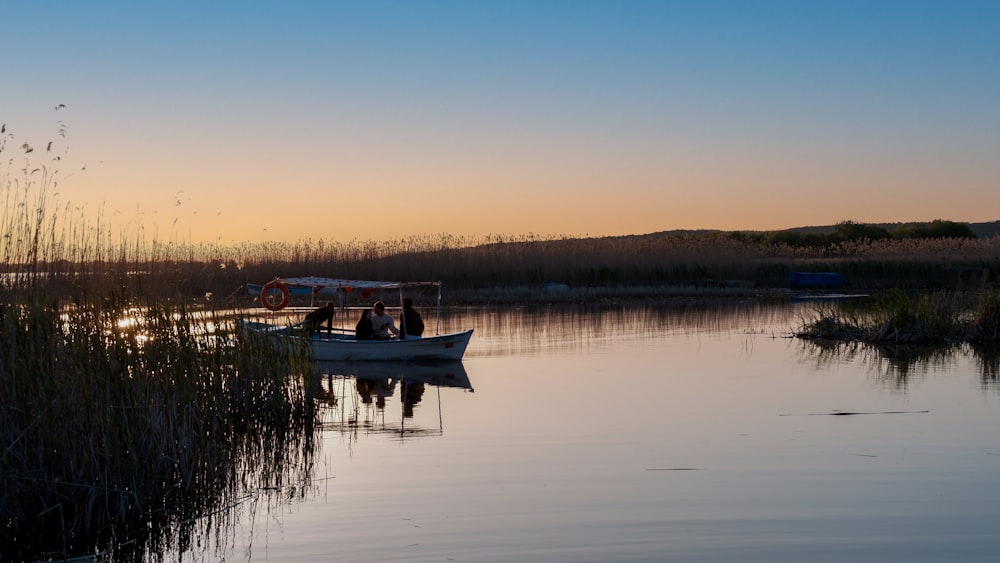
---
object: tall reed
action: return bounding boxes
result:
[1,124,321,560]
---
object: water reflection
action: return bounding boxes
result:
[794,338,1000,391]
[313,360,474,440]
[457,301,999,392]
[138,302,997,561]
[969,344,1000,389]
[462,301,1000,393]
[465,300,803,356]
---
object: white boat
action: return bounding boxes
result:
[239,277,473,361]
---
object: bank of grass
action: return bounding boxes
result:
[796,289,1000,345]
[89,232,999,308]
[226,232,998,294]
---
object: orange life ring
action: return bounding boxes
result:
[260,279,291,311]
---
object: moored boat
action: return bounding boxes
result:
[239,277,473,361]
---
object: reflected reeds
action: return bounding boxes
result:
[864,343,957,390]
[462,300,801,357]
[969,343,1000,390]
[793,338,1000,392]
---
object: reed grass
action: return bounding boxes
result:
[107,231,999,308]
[1,126,322,560]
[796,288,1000,345]
[1,279,323,560]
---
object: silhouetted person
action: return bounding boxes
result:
[302,302,336,334]
[355,308,374,340]
[400,297,425,339]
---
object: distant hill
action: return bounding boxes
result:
[644,221,1000,239]
[726,221,1000,239]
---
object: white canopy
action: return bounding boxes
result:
[276,277,442,290]
[259,277,445,335]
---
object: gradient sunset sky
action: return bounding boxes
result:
[3,1,998,245]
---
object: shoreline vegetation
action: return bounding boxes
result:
[3,123,1000,559]
[795,289,1000,345]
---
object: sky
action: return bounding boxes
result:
[2,0,998,245]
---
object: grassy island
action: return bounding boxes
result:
[795,289,1000,345]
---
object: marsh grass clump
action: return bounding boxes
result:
[867,290,966,343]
[794,312,868,341]
[969,291,1000,342]
[796,289,1000,345]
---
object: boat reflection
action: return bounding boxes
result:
[313,360,473,439]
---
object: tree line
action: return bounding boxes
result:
[728,220,977,248]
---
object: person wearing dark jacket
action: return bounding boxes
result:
[302,302,336,334]
[400,297,424,339]
[355,308,374,340]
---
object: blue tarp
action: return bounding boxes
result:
[789,272,847,289]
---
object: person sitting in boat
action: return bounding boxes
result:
[400,297,424,339]
[355,308,374,340]
[301,302,336,334]
[369,300,399,340]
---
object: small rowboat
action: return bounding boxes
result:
[239,276,473,361]
[239,319,472,361]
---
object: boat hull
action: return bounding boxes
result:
[239,320,473,361]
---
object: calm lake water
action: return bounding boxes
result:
[172,301,999,562]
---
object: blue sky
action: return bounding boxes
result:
[3,1,998,244]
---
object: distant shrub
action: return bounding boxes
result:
[893,219,977,240]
